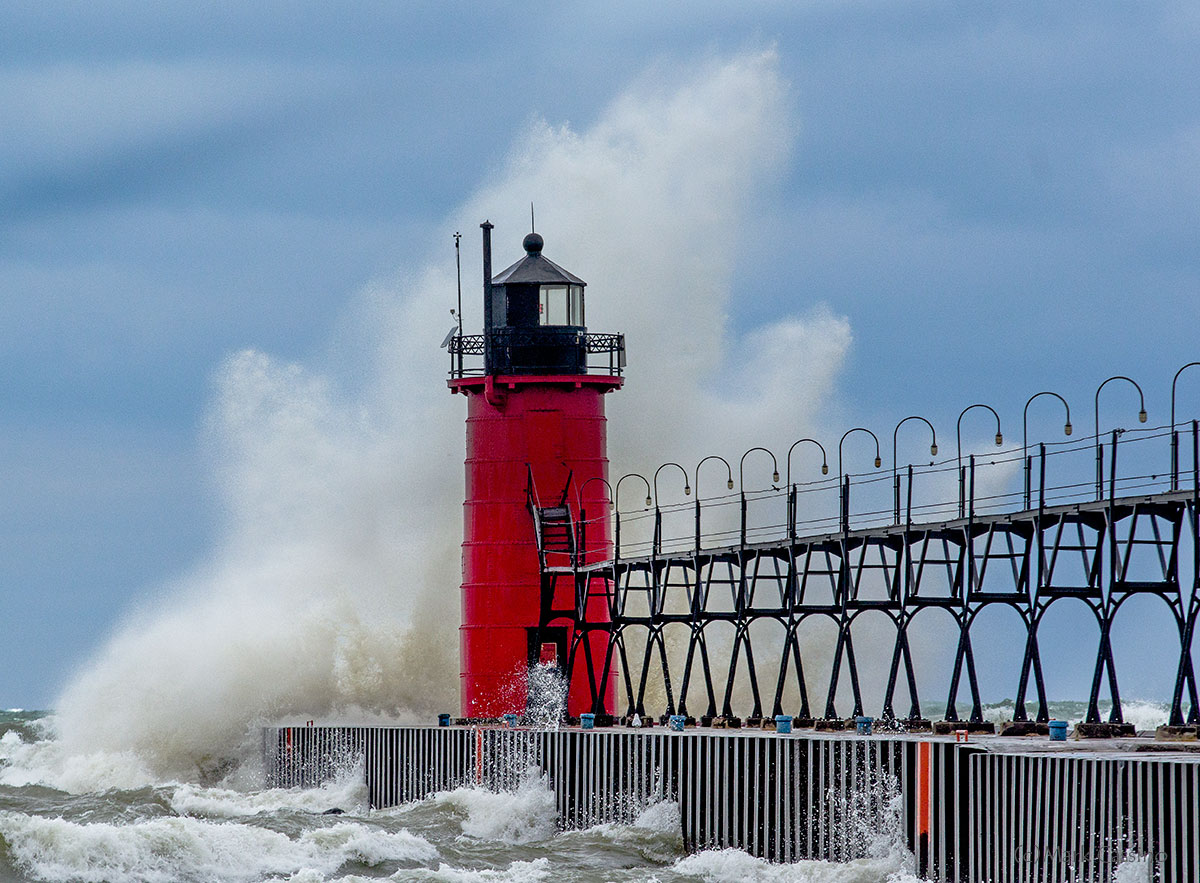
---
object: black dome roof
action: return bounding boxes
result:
[491,235,585,287]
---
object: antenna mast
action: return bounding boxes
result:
[454,231,463,337]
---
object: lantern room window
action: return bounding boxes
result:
[539,284,584,326]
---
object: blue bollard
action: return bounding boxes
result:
[775,715,793,734]
[438,713,451,727]
[669,714,686,732]
[580,713,595,730]
[1048,720,1068,741]
[855,716,874,736]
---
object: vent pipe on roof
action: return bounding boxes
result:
[481,221,494,374]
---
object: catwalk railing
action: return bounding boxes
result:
[532,419,1200,728]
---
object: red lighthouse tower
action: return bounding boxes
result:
[448,223,624,718]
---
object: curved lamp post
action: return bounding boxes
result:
[838,428,881,532]
[1022,392,1072,509]
[1171,362,1200,490]
[892,416,938,525]
[693,455,734,552]
[614,472,651,559]
[652,462,690,556]
[616,472,652,509]
[956,404,1004,517]
[786,438,829,538]
[1093,376,1147,500]
[694,455,735,493]
[576,476,614,512]
[652,462,691,502]
[575,476,613,560]
[739,446,780,546]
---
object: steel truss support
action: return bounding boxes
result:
[536,490,1200,724]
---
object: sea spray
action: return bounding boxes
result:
[524,664,568,729]
[46,49,843,782]
[1113,852,1152,883]
[0,717,156,793]
[670,774,919,882]
[490,663,568,727]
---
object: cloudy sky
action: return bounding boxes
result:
[3,2,1199,710]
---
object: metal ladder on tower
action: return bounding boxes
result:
[528,466,577,566]
[537,506,576,554]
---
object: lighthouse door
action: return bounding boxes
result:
[527,626,567,671]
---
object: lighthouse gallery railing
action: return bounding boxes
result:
[448,329,625,378]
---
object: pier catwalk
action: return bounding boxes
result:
[531,435,1200,731]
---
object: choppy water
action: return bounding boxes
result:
[0,706,1166,882]
[977,698,1176,732]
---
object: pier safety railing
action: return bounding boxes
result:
[530,366,1200,730]
[266,723,1200,882]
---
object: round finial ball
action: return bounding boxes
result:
[523,232,544,254]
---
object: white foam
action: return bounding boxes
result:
[279,872,331,883]
[568,799,684,864]
[980,700,1017,725]
[0,718,366,810]
[980,698,1172,731]
[670,772,921,883]
[671,847,922,882]
[425,773,557,844]
[388,858,552,882]
[0,723,157,793]
[1113,852,1151,883]
[0,810,436,883]
[632,799,681,836]
[168,770,369,819]
[1119,700,1169,732]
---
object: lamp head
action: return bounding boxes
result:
[684,485,692,496]
[821,463,829,475]
[645,495,652,507]
[772,470,780,483]
[995,432,1004,446]
[1139,409,1148,423]
[874,456,882,468]
[727,479,734,490]
[1064,422,1073,436]
[930,443,938,456]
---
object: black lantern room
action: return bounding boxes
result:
[484,230,589,375]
